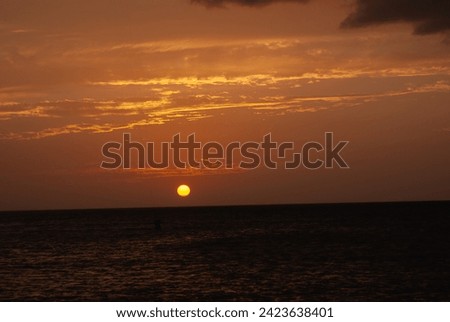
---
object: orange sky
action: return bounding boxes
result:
[0,0,449,210]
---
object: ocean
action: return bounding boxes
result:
[0,202,449,301]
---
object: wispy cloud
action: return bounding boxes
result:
[2,78,448,140]
[116,166,246,179]
[191,0,309,7]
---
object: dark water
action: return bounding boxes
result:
[0,202,449,301]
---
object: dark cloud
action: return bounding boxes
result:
[341,0,450,34]
[191,0,309,7]
[193,0,450,36]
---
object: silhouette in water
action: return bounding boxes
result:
[154,219,162,231]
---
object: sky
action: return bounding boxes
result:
[0,0,449,211]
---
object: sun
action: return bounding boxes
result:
[177,184,191,197]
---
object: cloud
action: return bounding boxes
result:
[341,0,450,35]
[3,75,449,140]
[192,0,450,36]
[191,0,308,7]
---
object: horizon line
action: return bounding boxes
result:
[1,199,448,214]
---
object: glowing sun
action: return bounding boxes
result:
[177,184,191,197]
